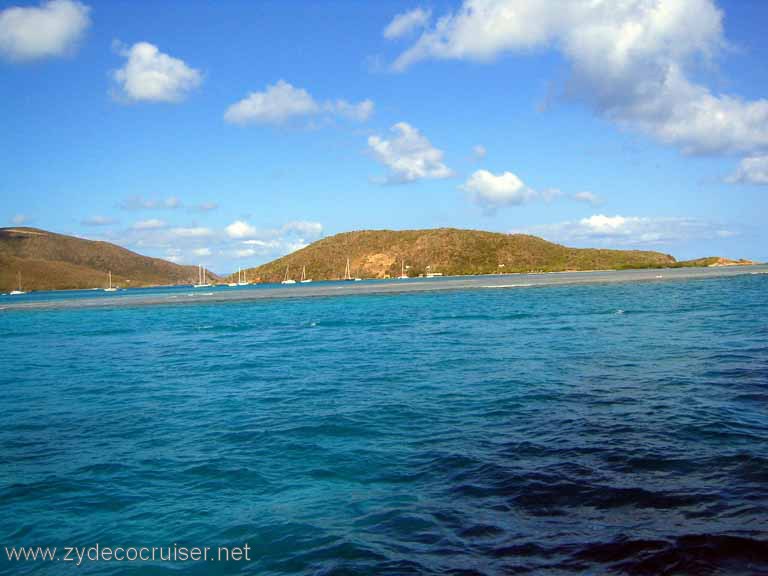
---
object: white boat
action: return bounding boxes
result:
[398,260,409,279]
[281,265,296,285]
[194,264,212,288]
[104,271,118,292]
[300,265,312,283]
[9,271,26,295]
[237,267,250,286]
[227,267,238,287]
[343,257,361,281]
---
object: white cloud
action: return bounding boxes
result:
[190,202,218,212]
[241,239,279,248]
[727,155,768,185]
[472,144,487,160]
[462,169,536,209]
[120,196,182,210]
[113,217,322,269]
[112,42,201,103]
[285,240,310,253]
[11,214,29,225]
[368,122,453,184]
[521,213,729,246]
[580,214,627,235]
[81,215,116,226]
[234,248,257,259]
[392,0,768,158]
[225,80,317,124]
[0,0,90,62]
[460,168,600,211]
[131,218,166,230]
[225,220,257,239]
[229,220,322,259]
[282,220,323,238]
[573,191,601,205]
[328,99,375,122]
[169,226,212,238]
[383,7,431,39]
[164,249,182,264]
[224,80,373,125]
[541,188,564,203]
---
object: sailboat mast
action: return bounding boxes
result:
[18,271,22,292]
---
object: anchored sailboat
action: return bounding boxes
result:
[194,264,212,288]
[281,265,296,285]
[238,267,249,286]
[300,265,312,283]
[9,271,26,295]
[104,271,117,292]
[425,265,442,278]
[343,258,361,281]
[398,260,408,279]
[227,266,239,287]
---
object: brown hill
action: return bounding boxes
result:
[239,228,678,283]
[0,227,215,292]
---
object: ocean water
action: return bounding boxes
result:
[1,274,767,575]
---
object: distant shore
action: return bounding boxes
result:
[2,264,766,313]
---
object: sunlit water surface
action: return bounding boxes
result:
[1,275,767,575]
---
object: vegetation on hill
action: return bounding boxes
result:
[240,228,678,283]
[673,256,757,268]
[0,227,214,292]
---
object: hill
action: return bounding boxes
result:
[0,227,214,292]
[674,256,758,268]
[238,228,679,283]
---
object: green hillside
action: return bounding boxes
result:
[0,227,215,292]
[239,228,677,283]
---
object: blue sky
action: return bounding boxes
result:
[1,0,767,272]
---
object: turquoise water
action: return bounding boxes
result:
[1,275,767,574]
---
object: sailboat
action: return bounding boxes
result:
[104,271,118,292]
[9,271,26,295]
[281,265,296,285]
[398,260,408,279]
[227,266,239,287]
[425,265,442,278]
[238,267,250,286]
[300,265,312,283]
[193,264,212,288]
[343,258,361,281]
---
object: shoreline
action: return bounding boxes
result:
[1,264,766,313]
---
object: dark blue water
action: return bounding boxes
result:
[1,275,767,575]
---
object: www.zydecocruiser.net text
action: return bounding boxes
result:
[5,543,252,566]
